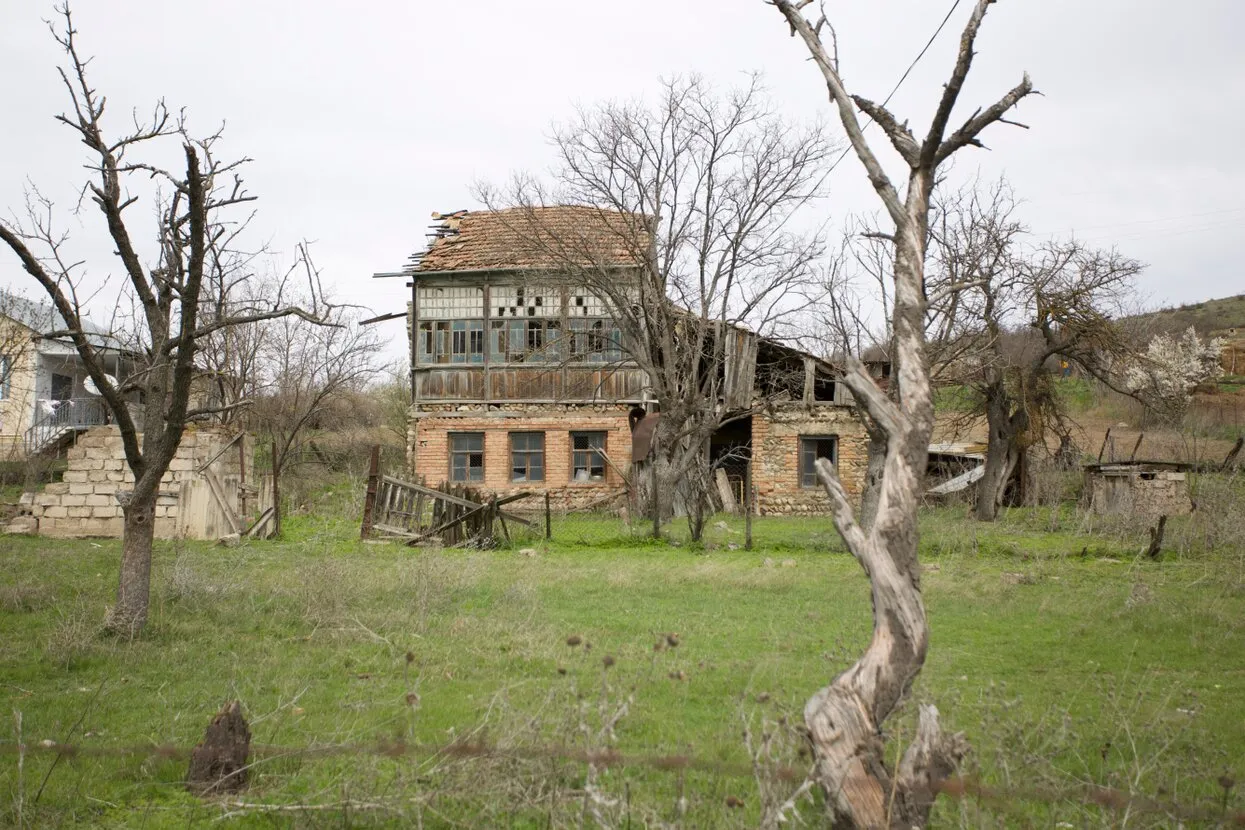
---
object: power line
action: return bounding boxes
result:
[825,0,965,177]
[1038,206,1245,236]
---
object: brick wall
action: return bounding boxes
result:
[29,425,251,539]
[408,403,634,510]
[751,404,868,515]
[406,401,869,515]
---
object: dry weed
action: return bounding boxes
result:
[42,601,100,668]
[0,583,51,612]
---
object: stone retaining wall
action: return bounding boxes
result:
[27,425,251,539]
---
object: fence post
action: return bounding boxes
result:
[361,444,381,539]
[744,462,753,551]
[271,439,282,538]
[544,491,552,540]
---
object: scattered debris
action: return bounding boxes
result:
[4,516,37,535]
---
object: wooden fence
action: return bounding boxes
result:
[360,447,535,547]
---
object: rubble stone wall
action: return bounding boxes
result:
[751,405,869,515]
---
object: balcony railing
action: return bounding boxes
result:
[23,397,111,456]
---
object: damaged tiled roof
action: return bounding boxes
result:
[414,206,648,273]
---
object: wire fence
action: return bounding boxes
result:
[3,735,1240,826]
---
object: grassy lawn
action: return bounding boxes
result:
[1,502,1243,827]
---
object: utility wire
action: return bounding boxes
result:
[825,0,965,177]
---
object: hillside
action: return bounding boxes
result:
[1129,292,1245,336]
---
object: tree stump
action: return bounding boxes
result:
[186,700,250,795]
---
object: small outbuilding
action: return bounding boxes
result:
[1083,461,1193,517]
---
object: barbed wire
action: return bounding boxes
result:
[3,737,1240,824]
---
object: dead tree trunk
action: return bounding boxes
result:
[771,1,1034,824]
[858,418,887,532]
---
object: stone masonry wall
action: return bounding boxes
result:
[30,425,250,539]
[409,403,634,511]
[751,404,868,515]
[1085,470,1193,518]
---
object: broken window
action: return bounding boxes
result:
[526,320,545,354]
[417,322,433,363]
[588,320,605,354]
[799,435,838,487]
[566,318,622,363]
[571,431,607,482]
[449,432,485,482]
[510,431,545,482]
[422,320,483,364]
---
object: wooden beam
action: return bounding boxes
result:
[195,432,245,475]
[361,445,381,539]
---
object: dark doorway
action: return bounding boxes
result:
[51,373,73,401]
[710,416,752,507]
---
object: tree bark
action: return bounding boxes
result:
[974,392,1023,522]
[858,419,887,532]
[769,0,1034,822]
[104,498,157,636]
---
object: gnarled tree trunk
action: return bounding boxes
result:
[857,419,887,532]
[771,0,1034,824]
[974,390,1026,521]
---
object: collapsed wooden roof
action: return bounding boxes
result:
[408,206,649,275]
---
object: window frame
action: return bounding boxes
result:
[570,431,607,483]
[448,431,485,483]
[509,431,546,482]
[0,354,9,401]
[799,435,839,488]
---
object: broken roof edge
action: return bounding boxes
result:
[372,263,645,281]
[412,205,652,274]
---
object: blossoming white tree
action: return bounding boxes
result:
[1127,327,1224,423]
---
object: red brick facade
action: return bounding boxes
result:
[409,403,634,509]
[408,401,868,514]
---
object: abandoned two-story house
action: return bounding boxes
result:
[373,206,869,515]
[0,291,138,459]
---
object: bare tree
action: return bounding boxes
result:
[926,182,1142,520]
[482,75,834,541]
[246,283,381,531]
[0,6,325,634]
[813,236,892,532]
[769,1,1035,825]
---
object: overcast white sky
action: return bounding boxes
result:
[2,0,1242,361]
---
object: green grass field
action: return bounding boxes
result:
[1,500,1243,827]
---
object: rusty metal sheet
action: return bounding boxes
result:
[630,413,660,463]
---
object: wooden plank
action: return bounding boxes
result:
[380,476,484,510]
[414,502,489,546]
[195,432,245,475]
[372,522,421,538]
[361,446,381,539]
[203,470,243,535]
[245,507,275,539]
[715,468,737,513]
